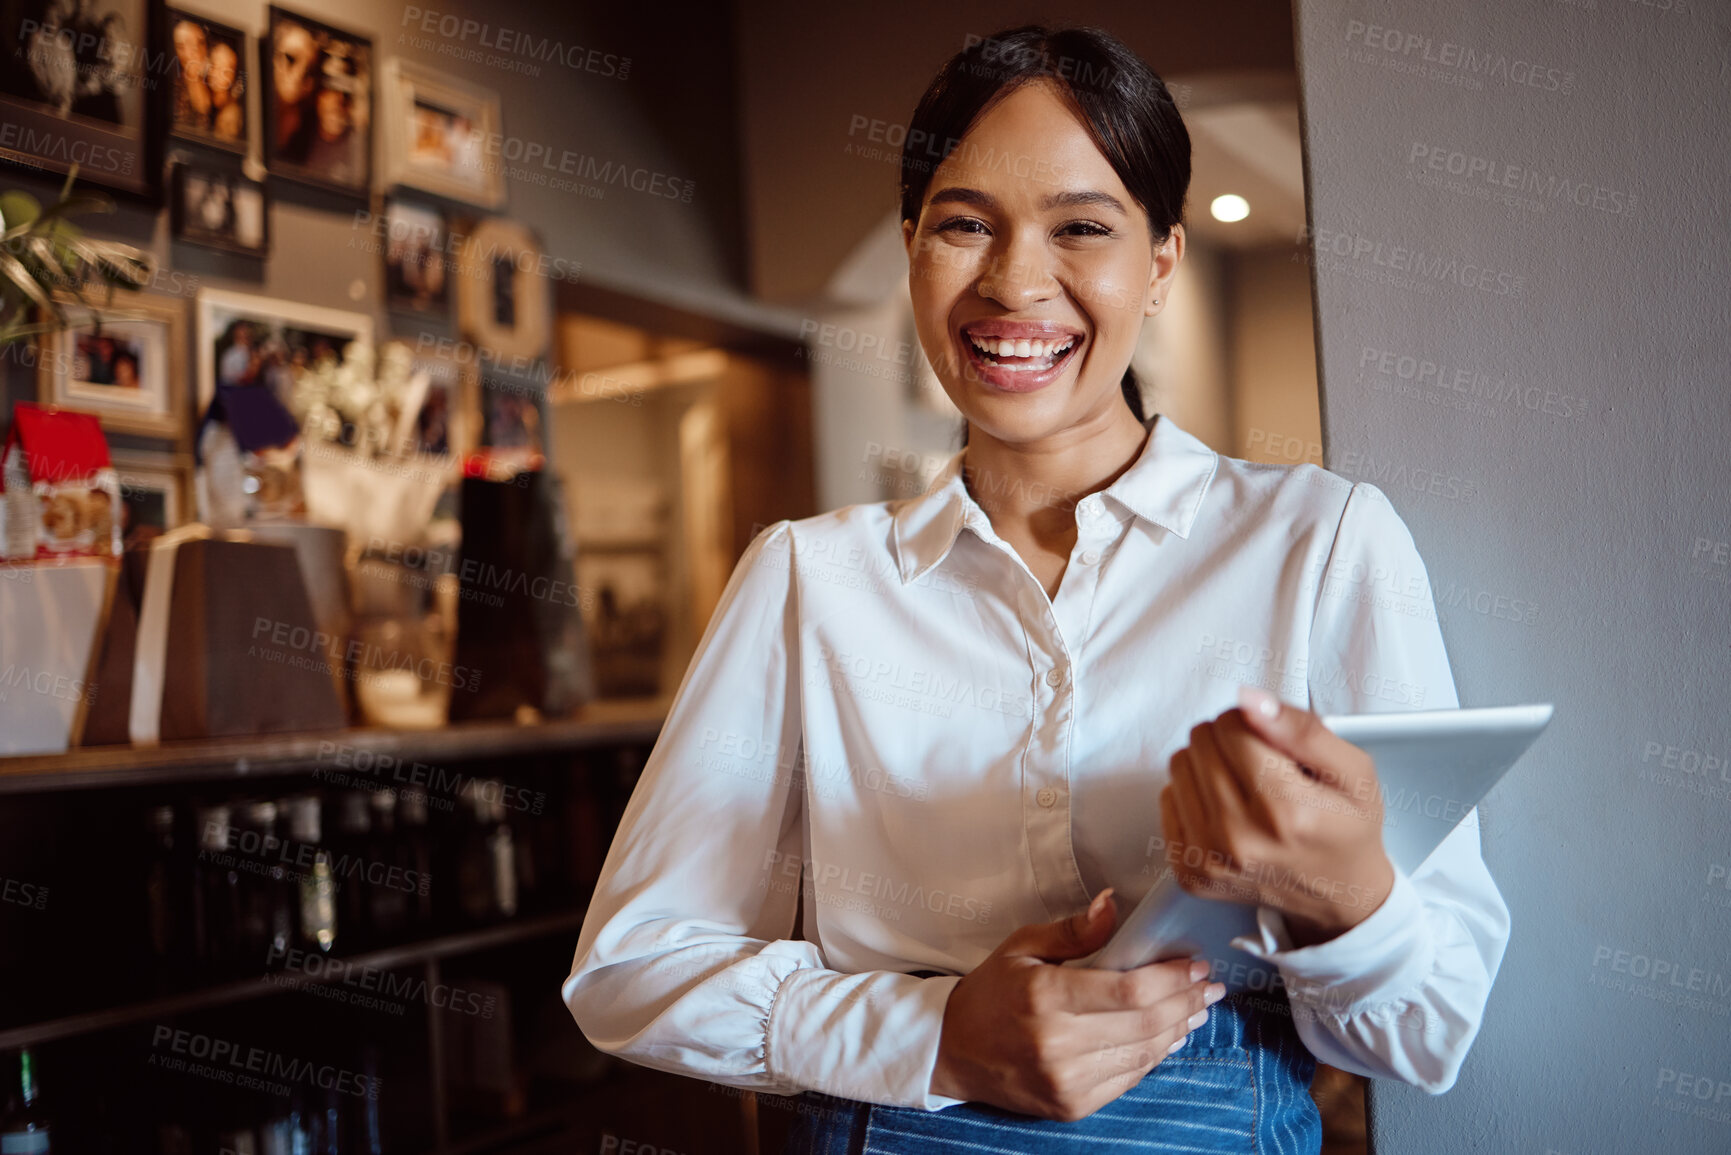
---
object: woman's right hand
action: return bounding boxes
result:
[929,888,1226,1121]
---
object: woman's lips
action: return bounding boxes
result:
[957,325,1083,393]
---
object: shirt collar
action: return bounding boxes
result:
[891,412,1220,584]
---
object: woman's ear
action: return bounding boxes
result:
[1146,223,1185,317]
[902,217,918,262]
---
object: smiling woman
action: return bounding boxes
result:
[564,23,1508,1155]
[900,25,1189,444]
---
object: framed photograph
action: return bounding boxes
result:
[455,218,549,362]
[381,57,502,207]
[36,292,188,439]
[0,0,156,196]
[260,5,371,194]
[108,449,193,546]
[478,371,544,456]
[472,366,545,477]
[165,7,247,152]
[405,352,469,459]
[383,197,448,315]
[171,164,269,255]
[195,288,372,414]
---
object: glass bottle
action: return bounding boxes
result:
[366,790,409,942]
[212,1121,257,1155]
[458,780,517,922]
[279,1087,319,1155]
[192,803,240,974]
[0,1047,51,1153]
[261,800,297,967]
[332,791,375,953]
[396,790,435,931]
[355,1045,383,1155]
[143,805,182,987]
[508,785,540,911]
[319,1085,341,1155]
[284,796,337,955]
[235,800,294,970]
[257,1091,297,1155]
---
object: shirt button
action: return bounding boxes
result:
[1080,549,1101,566]
[1045,668,1065,687]
[1036,787,1058,808]
[1081,500,1101,519]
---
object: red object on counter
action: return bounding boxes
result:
[3,403,113,486]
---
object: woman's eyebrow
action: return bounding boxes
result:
[926,187,1128,214]
[927,186,996,208]
[1041,189,1128,213]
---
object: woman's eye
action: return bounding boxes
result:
[934,217,989,236]
[1059,220,1114,238]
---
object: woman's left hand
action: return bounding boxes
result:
[1159,685,1396,948]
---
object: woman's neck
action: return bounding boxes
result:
[961,405,1153,547]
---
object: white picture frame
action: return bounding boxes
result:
[194,288,374,414]
[108,449,194,541]
[381,57,505,208]
[455,218,550,362]
[37,293,189,440]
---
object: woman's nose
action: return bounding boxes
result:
[976,235,1059,309]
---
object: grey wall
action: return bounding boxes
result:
[1293,1,1731,1151]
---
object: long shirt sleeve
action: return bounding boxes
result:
[1231,480,1513,1093]
[562,521,963,1110]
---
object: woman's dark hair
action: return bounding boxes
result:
[900,26,1190,435]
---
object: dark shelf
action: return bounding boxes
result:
[0,907,589,1050]
[438,1067,742,1155]
[441,1103,586,1155]
[0,698,668,794]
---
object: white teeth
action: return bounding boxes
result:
[967,334,1078,363]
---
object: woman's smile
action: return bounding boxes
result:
[956,319,1086,393]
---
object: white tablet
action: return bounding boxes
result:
[1081,703,1554,988]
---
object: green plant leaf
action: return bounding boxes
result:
[0,191,41,231]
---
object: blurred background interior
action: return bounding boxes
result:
[0,0,1348,1152]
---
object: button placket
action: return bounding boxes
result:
[1028,513,1122,913]
[1021,586,1082,917]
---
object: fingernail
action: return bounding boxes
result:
[1167,1036,1187,1055]
[1204,983,1226,1005]
[1088,889,1111,920]
[1238,684,1281,720]
[1187,1010,1209,1030]
[1189,960,1209,982]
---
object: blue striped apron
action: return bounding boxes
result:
[780,990,1321,1154]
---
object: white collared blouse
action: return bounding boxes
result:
[563,412,1510,1110]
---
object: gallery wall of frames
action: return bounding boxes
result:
[1,0,543,535]
[0,0,746,546]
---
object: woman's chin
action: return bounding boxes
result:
[956,393,1080,444]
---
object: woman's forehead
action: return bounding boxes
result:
[928,82,1128,204]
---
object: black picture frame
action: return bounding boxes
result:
[170,163,269,256]
[163,6,248,154]
[258,4,372,195]
[382,195,450,317]
[0,0,161,199]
